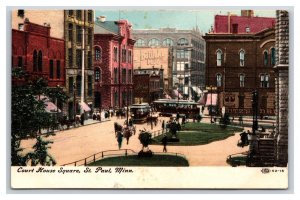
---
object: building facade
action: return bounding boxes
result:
[204,11,276,116]
[133,47,172,91]
[133,69,161,104]
[132,27,205,99]
[64,10,94,119]
[12,10,65,88]
[94,16,135,110]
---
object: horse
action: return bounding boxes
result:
[123,126,133,145]
[114,122,123,136]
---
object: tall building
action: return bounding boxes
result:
[11,10,65,88]
[132,27,205,100]
[204,10,276,116]
[93,16,135,109]
[64,10,94,119]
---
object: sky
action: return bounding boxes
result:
[95,9,276,34]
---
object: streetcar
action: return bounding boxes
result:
[129,103,151,124]
[153,99,200,117]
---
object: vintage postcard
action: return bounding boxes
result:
[10,8,289,189]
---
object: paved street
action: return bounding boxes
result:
[20,115,248,166]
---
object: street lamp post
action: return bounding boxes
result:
[73,83,76,122]
[252,90,258,134]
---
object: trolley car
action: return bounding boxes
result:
[130,103,151,124]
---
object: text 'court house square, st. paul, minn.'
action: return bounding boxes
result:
[10,9,289,188]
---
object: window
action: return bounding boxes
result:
[263,51,268,66]
[239,50,245,66]
[57,60,61,79]
[136,39,145,47]
[162,38,174,47]
[68,23,73,41]
[69,77,74,94]
[38,51,43,72]
[260,74,270,88]
[49,60,54,79]
[76,25,82,43]
[88,51,92,68]
[239,74,245,87]
[76,75,81,96]
[88,28,92,45]
[17,56,23,68]
[122,47,126,63]
[68,10,74,16]
[18,24,24,31]
[114,92,118,107]
[68,48,73,66]
[176,50,189,59]
[114,68,118,83]
[95,47,101,61]
[17,10,25,18]
[148,38,160,47]
[128,69,132,83]
[271,48,276,66]
[88,75,93,97]
[76,50,82,68]
[88,11,93,22]
[176,62,185,71]
[76,10,82,20]
[95,68,101,82]
[122,68,126,83]
[245,27,250,33]
[33,50,38,72]
[239,96,245,108]
[216,50,222,66]
[216,74,222,87]
[232,24,238,33]
[128,50,132,63]
[177,38,189,46]
[113,47,118,62]
[261,96,267,109]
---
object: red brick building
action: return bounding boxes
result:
[12,19,65,87]
[204,11,276,116]
[94,17,135,109]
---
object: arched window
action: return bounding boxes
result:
[216,74,222,87]
[95,68,101,82]
[162,38,174,47]
[271,48,276,66]
[177,38,189,46]
[239,74,245,87]
[136,39,145,47]
[216,50,222,66]
[148,38,160,47]
[95,47,101,61]
[33,50,38,72]
[260,74,270,88]
[38,50,43,72]
[263,51,268,66]
[239,50,245,67]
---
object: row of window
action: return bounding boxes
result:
[216,48,276,67]
[215,74,270,88]
[135,38,189,47]
[111,47,132,64]
[68,75,93,97]
[49,60,61,79]
[68,23,93,44]
[68,48,92,68]
[112,68,133,84]
[68,10,93,23]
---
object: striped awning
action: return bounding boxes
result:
[79,102,91,112]
[205,94,218,106]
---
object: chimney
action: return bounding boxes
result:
[241,10,254,17]
[97,16,106,22]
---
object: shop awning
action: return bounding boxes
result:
[172,89,183,99]
[191,86,203,97]
[205,94,218,106]
[198,94,207,105]
[80,102,91,112]
[164,94,171,99]
[45,101,61,113]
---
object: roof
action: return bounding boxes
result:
[94,21,119,35]
[214,15,275,34]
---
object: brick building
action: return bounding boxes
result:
[94,16,135,110]
[132,28,205,98]
[204,10,276,116]
[12,10,65,88]
[133,69,161,104]
[64,10,94,119]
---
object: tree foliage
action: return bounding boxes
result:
[11,68,67,166]
[138,131,152,148]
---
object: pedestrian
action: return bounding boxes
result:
[116,131,123,150]
[162,120,165,132]
[80,113,85,126]
[162,134,168,152]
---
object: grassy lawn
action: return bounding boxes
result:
[152,122,243,146]
[88,155,189,166]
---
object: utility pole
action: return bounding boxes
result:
[80,10,85,115]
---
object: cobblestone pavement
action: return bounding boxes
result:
[20,115,249,166]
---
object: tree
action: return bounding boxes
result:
[11,68,68,166]
[138,130,153,157]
